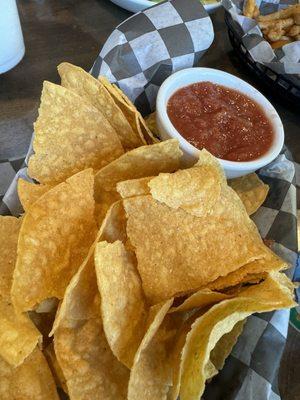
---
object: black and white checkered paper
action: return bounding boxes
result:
[91,0,214,115]
[1,140,298,400]
[223,0,300,76]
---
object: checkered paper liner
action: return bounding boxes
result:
[90,0,214,115]
[1,140,298,399]
[223,0,300,77]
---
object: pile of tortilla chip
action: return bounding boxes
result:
[1,62,296,400]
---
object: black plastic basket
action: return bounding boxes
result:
[224,11,300,107]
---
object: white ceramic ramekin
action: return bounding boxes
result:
[156,67,284,178]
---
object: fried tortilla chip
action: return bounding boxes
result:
[117,176,152,199]
[123,194,270,304]
[12,169,97,313]
[178,273,295,400]
[58,63,142,150]
[95,240,148,368]
[53,201,130,400]
[210,319,246,371]
[0,216,22,300]
[18,179,52,211]
[0,216,41,367]
[128,299,175,400]
[148,165,223,217]
[94,140,182,225]
[0,347,59,400]
[28,81,124,184]
[95,139,181,198]
[228,173,269,215]
[145,112,159,138]
[99,76,157,145]
[169,289,231,314]
[208,247,286,291]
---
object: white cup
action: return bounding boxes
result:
[0,0,25,73]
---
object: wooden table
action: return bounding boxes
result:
[0,1,299,399]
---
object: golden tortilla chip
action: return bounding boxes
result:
[99,76,157,145]
[0,302,42,367]
[128,299,175,400]
[210,319,246,371]
[0,216,22,300]
[53,200,130,400]
[18,179,52,211]
[228,173,269,215]
[169,289,231,314]
[145,112,159,138]
[208,248,286,291]
[178,273,295,400]
[0,347,59,400]
[148,165,223,217]
[123,194,270,304]
[28,81,124,185]
[94,140,182,226]
[117,176,152,199]
[44,343,68,393]
[12,169,97,313]
[95,139,181,198]
[95,240,148,368]
[58,63,142,150]
[0,216,41,367]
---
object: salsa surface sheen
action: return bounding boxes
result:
[167,81,274,162]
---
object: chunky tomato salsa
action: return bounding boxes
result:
[167,81,274,162]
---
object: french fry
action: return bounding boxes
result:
[243,0,256,18]
[257,4,300,22]
[294,11,300,25]
[287,24,300,37]
[253,5,260,18]
[266,26,286,42]
[260,17,294,30]
[271,39,292,48]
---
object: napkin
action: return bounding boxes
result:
[91,0,214,115]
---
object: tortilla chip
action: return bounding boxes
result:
[95,240,148,368]
[0,347,59,400]
[12,169,97,313]
[0,302,42,367]
[43,343,68,393]
[169,289,231,314]
[58,63,142,150]
[94,140,182,225]
[117,176,152,199]
[0,216,41,367]
[28,81,124,185]
[54,255,128,399]
[178,273,295,400]
[229,173,269,215]
[99,76,157,145]
[210,319,246,371]
[128,299,175,400]
[95,139,181,198]
[145,112,159,138]
[0,216,22,300]
[53,200,130,399]
[18,179,52,211]
[208,248,286,291]
[123,195,270,304]
[149,165,223,217]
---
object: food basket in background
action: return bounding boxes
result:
[224,11,300,107]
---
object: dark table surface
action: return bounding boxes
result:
[0,1,299,399]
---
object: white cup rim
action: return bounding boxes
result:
[156,67,284,172]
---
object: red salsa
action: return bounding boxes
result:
[167,81,274,162]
